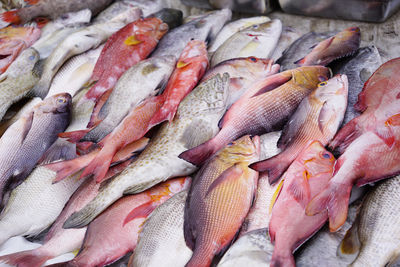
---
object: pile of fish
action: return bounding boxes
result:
[0,1,398,267]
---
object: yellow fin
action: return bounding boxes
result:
[269,178,284,213]
[124,35,142,46]
[177,60,190,69]
[72,248,80,256]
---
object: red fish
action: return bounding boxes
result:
[179,66,330,166]
[0,26,40,73]
[269,141,335,267]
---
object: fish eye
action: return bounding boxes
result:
[57,98,66,104]
[249,57,257,62]
[318,81,328,87]
[322,153,331,159]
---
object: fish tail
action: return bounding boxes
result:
[86,89,112,128]
[45,156,89,183]
[0,249,51,267]
[81,146,117,183]
[185,244,214,267]
[249,155,289,185]
[75,141,95,155]
[0,10,20,28]
[178,138,220,166]
[306,181,353,232]
[59,130,90,143]
[270,247,295,267]
[329,118,361,154]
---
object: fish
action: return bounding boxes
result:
[269,141,335,267]
[61,177,191,267]
[63,73,230,229]
[0,93,71,206]
[0,47,40,121]
[295,27,361,67]
[330,46,382,126]
[0,25,40,73]
[202,57,280,109]
[306,58,400,231]
[120,0,164,17]
[208,0,269,14]
[151,8,232,59]
[93,0,136,24]
[0,0,113,28]
[337,176,400,267]
[184,135,260,267]
[46,45,103,98]
[208,16,270,53]
[250,74,348,184]
[211,19,282,67]
[30,6,142,99]
[129,190,193,267]
[0,159,134,267]
[148,8,183,30]
[270,26,302,61]
[179,66,330,166]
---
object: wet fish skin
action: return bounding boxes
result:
[64,177,191,267]
[208,16,271,53]
[63,73,230,229]
[179,66,330,166]
[151,8,232,59]
[211,19,282,67]
[129,190,193,267]
[330,46,382,126]
[270,26,302,61]
[250,74,348,184]
[184,135,260,267]
[93,1,135,24]
[148,8,183,30]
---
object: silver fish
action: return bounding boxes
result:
[93,0,136,23]
[130,190,193,267]
[211,19,282,67]
[271,26,302,61]
[63,73,230,229]
[81,56,176,143]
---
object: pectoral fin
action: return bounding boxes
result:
[205,164,243,198]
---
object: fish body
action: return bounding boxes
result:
[208,16,270,53]
[63,73,230,229]
[269,141,335,267]
[331,46,382,125]
[0,0,113,28]
[0,93,71,205]
[184,135,260,267]
[151,9,231,59]
[202,57,279,108]
[179,66,330,166]
[93,1,136,24]
[211,19,282,67]
[0,26,40,73]
[270,26,302,61]
[250,74,348,184]
[65,177,191,267]
[129,190,193,267]
[31,7,142,99]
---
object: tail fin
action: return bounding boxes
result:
[80,146,116,183]
[185,245,214,267]
[329,118,362,154]
[86,89,112,128]
[0,10,20,28]
[59,129,90,143]
[178,139,218,166]
[0,249,51,267]
[146,97,175,129]
[270,248,295,267]
[306,181,353,232]
[249,155,289,185]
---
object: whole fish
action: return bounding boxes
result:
[331,46,382,125]
[270,26,302,61]
[211,19,282,67]
[63,74,229,229]
[208,16,270,53]
[31,7,142,99]
[295,27,360,67]
[129,190,193,267]
[269,141,335,267]
[151,9,231,59]
[179,66,330,166]
[184,135,260,267]
[337,176,400,267]
[82,16,168,102]
[81,56,175,142]
[0,0,113,28]
[62,177,191,267]
[0,161,134,267]
[46,45,103,98]
[306,60,400,231]
[0,25,40,73]
[0,93,71,205]
[202,57,280,108]
[250,74,348,184]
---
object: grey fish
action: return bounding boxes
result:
[0,93,71,206]
[148,8,183,30]
[271,26,302,61]
[277,31,337,71]
[63,73,230,229]
[81,56,176,143]
[130,190,193,267]
[330,46,382,125]
[151,8,232,59]
[93,0,136,23]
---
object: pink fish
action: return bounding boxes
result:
[269,141,335,267]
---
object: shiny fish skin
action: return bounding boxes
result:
[63,73,230,229]
[211,19,282,67]
[271,26,302,61]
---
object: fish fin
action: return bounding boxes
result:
[75,141,95,155]
[81,146,117,183]
[123,201,157,226]
[293,57,306,65]
[205,164,243,198]
[287,170,311,208]
[386,113,400,126]
[0,250,51,267]
[318,101,329,133]
[46,156,87,183]
[180,118,216,150]
[269,178,284,213]
[354,84,369,113]
[39,139,76,165]
[374,125,395,148]
[87,90,112,128]
[19,111,34,144]
[184,191,195,250]
[251,74,292,98]
[58,129,90,143]
[249,155,289,185]
[329,118,361,154]
[178,138,217,167]
[24,0,39,5]
[306,181,353,232]
[0,10,20,28]
[337,217,361,262]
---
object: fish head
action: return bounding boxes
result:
[219,135,260,164]
[148,8,183,30]
[194,9,232,43]
[37,93,72,114]
[136,17,169,41]
[246,19,282,36]
[291,66,330,90]
[297,141,335,178]
[241,57,279,78]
